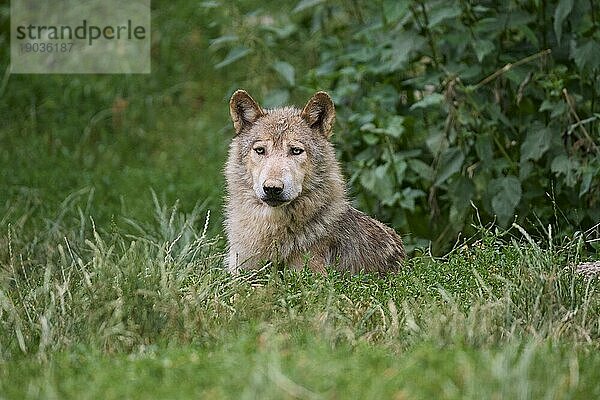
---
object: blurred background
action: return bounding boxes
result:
[1,0,599,255]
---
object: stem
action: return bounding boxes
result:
[567,116,599,136]
[563,88,599,154]
[592,70,598,134]
[492,132,517,170]
[470,49,552,91]
[541,0,548,51]
[418,1,440,67]
[384,137,400,188]
[409,1,439,68]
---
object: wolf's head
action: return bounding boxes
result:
[228,90,336,208]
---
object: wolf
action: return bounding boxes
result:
[224,90,405,274]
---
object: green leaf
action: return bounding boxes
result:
[519,160,534,181]
[435,147,464,186]
[383,116,405,138]
[428,5,461,28]
[382,1,409,25]
[383,31,426,72]
[272,61,295,86]
[362,133,379,145]
[392,157,408,184]
[449,176,475,209]
[410,93,444,110]
[551,154,580,186]
[580,168,594,197]
[487,104,514,131]
[490,176,522,225]
[262,24,296,39]
[215,47,251,69]
[293,0,324,13]
[263,89,290,108]
[520,125,553,162]
[472,40,495,62]
[475,135,494,163]
[449,176,475,227]
[553,0,574,44]
[200,1,219,8]
[572,40,600,71]
[426,132,447,155]
[360,164,394,202]
[408,159,434,182]
[399,188,425,211]
[550,154,570,175]
[518,25,539,47]
[539,100,568,119]
[209,35,239,49]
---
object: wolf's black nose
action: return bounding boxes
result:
[263,179,284,197]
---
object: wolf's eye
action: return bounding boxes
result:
[254,147,266,155]
[290,147,304,156]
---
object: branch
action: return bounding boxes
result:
[563,88,599,154]
[469,49,552,92]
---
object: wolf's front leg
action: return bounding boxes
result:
[226,246,259,274]
[286,251,327,274]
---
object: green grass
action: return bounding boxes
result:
[0,1,234,233]
[4,339,600,399]
[1,198,599,399]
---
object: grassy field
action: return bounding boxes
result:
[1,198,599,399]
[1,1,600,399]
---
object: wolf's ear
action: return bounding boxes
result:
[301,91,336,138]
[229,90,264,135]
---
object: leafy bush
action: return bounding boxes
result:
[210,0,600,253]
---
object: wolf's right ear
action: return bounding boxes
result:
[229,90,264,135]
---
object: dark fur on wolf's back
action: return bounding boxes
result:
[224,90,405,274]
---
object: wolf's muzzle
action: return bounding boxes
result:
[262,179,287,206]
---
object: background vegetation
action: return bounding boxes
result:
[1,0,599,398]
[210,0,600,253]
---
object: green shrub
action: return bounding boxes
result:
[210,0,600,253]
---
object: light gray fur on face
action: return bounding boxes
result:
[235,106,315,207]
[250,136,305,206]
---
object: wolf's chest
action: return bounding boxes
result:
[235,211,317,257]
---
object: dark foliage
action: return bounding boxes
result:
[211,0,600,253]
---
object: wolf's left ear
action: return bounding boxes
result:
[301,91,336,138]
[229,90,265,135]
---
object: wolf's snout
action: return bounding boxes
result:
[263,179,284,197]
